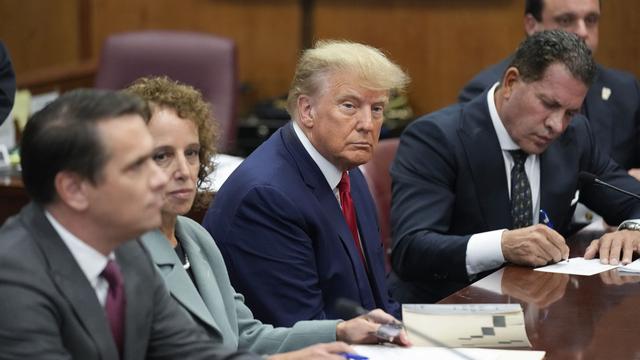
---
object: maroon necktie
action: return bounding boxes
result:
[338,171,366,266]
[102,259,126,356]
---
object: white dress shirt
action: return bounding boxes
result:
[465,82,542,276]
[293,121,343,201]
[45,211,114,306]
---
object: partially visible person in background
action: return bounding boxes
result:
[0,41,15,125]
[128,76,408,359]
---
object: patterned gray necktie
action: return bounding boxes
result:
[509,150,532,228]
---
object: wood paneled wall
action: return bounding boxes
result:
[1,0,639,116]
[0,0,83,71]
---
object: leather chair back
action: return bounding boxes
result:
[95,30,238,152]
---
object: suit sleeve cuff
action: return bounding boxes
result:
[466,229,506,276]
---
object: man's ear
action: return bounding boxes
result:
[501,67,521,99]
[297,95,315,129]
[54,171,90,211]
[524,14,540,36]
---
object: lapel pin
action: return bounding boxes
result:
[601,86,611,101]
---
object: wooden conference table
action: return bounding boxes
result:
[439,230,640,359]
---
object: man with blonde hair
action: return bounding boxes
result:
[204,40,409,326]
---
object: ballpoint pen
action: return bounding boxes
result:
[340,353,369,360]
[539,209,554,229]
[540,209,569,262]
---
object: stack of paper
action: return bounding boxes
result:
[402,304,531,348]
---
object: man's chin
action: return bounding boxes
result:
[522,142,549,155]
[144,216,163,232]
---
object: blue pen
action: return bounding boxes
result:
[540,209,569,262]
[340,353,369,360]
[539,209,554,229]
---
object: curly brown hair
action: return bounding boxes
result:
[125,76,218,210]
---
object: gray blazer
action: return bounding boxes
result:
[140,216,338,355]
[0,203,258,360]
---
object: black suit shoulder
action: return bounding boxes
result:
[458,57,512,103]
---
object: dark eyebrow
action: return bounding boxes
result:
[553,13,576,21]
[539,94,562,109]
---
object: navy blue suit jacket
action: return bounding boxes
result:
[458,57,640,170]
[0,41,15,125]
[389,91,640,303]
[203,122,399,327]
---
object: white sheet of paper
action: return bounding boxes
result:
[534,257,618,275]
[353,345,545,360]
[618,259,640,273]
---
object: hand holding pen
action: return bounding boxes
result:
[540,209,568,263]
[501,210,569,266]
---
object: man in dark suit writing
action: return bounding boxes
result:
[204,40,409,327]
[390,30,640,304]
[0,89,260,359]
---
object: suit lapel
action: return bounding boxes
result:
[281,123,375,307]
[140,231,219,334]
[457,95,512,229]
[23,203,118,359]
[350,168,386,306]
[583,67,613,155]
[539,124,579,234]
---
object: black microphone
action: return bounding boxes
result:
[334,298,475,360]
[579,171,640,201]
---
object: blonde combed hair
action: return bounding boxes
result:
[286,40,410,118]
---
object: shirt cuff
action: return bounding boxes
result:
[466,229,507,276]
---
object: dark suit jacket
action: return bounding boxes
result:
[203,122,399,327]
[0,203,259,360]
[458,56,640,170]
[389,91,640,303]
[0,41,15,125]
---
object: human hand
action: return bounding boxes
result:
[501,267,569,308]
[501,224,569,266]
[584,230,640,265]
[628,168,640,181]
[599,270,640,286]
[336,309,411,346]
[267,342,354,360]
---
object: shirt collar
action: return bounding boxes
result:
[292,121,343,190]
[44,211,114,287]
[487,82,520,151]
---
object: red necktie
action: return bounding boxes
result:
[338,171,366,266]
[102,259,126,356]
